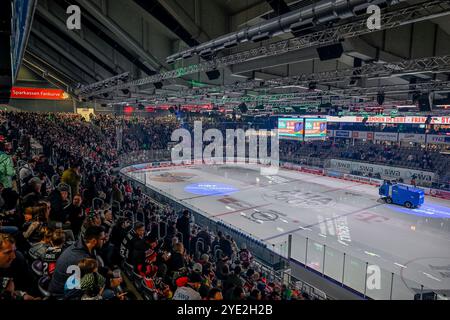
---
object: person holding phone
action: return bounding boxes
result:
[102,269,128,300]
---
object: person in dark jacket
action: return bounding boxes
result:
[21,177,43,209]
[83,174,98,208]
[48,226,106,295]
[176,210,191,254]
[167,242,186,273]
[48,184,70,226]
[35,155,55,180]
[110,218,130,266]
[196,227,211,255]
[219,234,233,258]
[120,222,145,265]
[224,265,244,292]
[64,194,85,239]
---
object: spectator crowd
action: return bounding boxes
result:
[0,111,310,301]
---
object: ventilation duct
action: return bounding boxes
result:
[167,0,405,63]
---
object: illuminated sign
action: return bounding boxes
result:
[184,182,239,196]
[278,117,327,141]
[304,118,327,139]
[327,116,450,125]
[278,118,304,140]
[10,87,69,100]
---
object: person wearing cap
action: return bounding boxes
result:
[192,262,203,274]
[172,272,202,300]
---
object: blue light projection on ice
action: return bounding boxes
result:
[185,182,239,196]
[388,203,450,219]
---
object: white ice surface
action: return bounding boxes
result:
[126,163,450,299]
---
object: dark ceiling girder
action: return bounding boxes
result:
[265,0,309,38]
[29,34,99,81]
[266,0,291,15]
[25,48,89,85]
[53,0,158,77]
[133,0,221,81]
[34,14,117,76]
[133,0,200,47]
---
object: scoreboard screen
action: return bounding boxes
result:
[304,118,327,140]
[277,118,304,140]
[278,118,327,141]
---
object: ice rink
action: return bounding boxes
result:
[125,163,450,299]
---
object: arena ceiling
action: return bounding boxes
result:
[21,0,450,112]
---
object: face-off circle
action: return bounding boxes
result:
[250,210,279,222]
[263,189,336,208]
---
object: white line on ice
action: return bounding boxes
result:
[422,272,441,282]
[364,251,380,258]
[394,263,407,269]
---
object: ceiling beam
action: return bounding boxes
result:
[35,4,124,74]
[76,0,164,72]
[31,29,103,81]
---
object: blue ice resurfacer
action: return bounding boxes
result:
[379,181,424,208]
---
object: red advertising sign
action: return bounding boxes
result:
[10,87,69,100]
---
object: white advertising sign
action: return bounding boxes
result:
[398,133,426,143]
[374,132,398,142]
[427,135,450,145]
[329,159,435,183]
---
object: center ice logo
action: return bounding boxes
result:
[263,190,336,208]
[171,121,279,175]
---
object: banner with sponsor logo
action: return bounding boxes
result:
[374,132,398,142]
[351,131,374,140]
[329,159,435,184]
[335,130,351,138]
[10,87,69,100]
[399,133,426,143]
[427,135,450,145]
[327,116,450,125]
